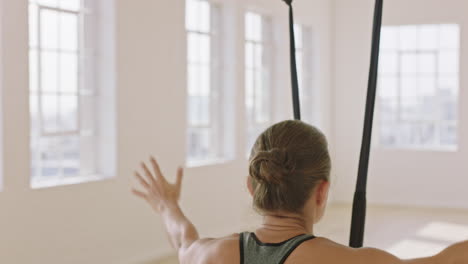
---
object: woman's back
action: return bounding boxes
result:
[131,121,467,264]
[182,233,445,264]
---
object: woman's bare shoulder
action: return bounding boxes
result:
[179,233,241,264]
[290,237,435,264]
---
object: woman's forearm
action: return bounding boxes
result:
[161,203,200,251]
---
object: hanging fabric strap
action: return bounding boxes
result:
[349,0,384,248]
[283,0,301,120]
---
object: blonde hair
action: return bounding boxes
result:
[249,120,331,213]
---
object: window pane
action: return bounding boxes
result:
[60,53,78,93]
[401,53,417,74]
[379,99,398,121]
[399,122,420,146]
[380,121,398,146]
[379,76,398,99]
[246,12,261,42]
[199,65,210,96]
[294,24,303,49]
[440,25,460,49]
[401,98,420,121]
[401,76,418,97]
[187,64,200,96]
[59,95,78,131]
[419,96,437,121]
[60,12,78,51]
[418,26,438,50]
[381,27,398,50]
[297,53,303,85]
[40,9,59,49]
[30,94,40,135]
[188,128,211,159]
[245,69,254,109]
[438,51,459,74]
[400,26,417,50]
[440,123,457,146]
[245,42,254,69]
[254,44,262,69]
[418,53,436,74]
[187,33,200,63]
[61,136,80,177]
[439,75,458,95]
[41,51,59,93]
[441,100,457,121]
[418,76,436,97]
[40,137,60,178]
[188,95,209,126]
[42,94,59,133]
[420,123,436,145]
[188,96,199,125]
[59,0,81,11]
[199,96,210,125]
[38,0,59,7]
[255,70,268,123]
[380,51,398,74]
[199,35,210,64]
[199,1,210,33]
[185,0,198,31]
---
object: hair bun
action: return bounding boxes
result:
[249,148,296,185]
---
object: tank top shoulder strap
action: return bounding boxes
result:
[239,232,316,264]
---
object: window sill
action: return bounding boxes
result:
[186,158,232,168]
[30,174,112,189]
[377,145,458,153]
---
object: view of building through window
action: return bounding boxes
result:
[185,0,225,165]
[29,0,99,186]
[294,24,316,125]
[245,12,273,153]
[378,24,460,150]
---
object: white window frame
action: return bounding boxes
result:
[29,0,114,188]
[185,0,226,166]
[377,24,460,151]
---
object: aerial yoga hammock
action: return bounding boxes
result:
[282,0,384,248]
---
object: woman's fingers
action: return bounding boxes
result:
[141,162,157,185]
[150,156,167,183]
[134,171,150,189]
[132,189,148,200]
[176,166,184,189]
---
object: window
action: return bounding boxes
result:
[29,0,116,188]
[294,24,316,124]
[378,24,460,150]
[185,0,226,165]
[245,12,273,153]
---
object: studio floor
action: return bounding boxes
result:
[150,204,468,264]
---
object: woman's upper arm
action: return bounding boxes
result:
[353,248,438,264]
[178,238,213,264]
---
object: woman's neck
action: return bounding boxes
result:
[257,212,314,237]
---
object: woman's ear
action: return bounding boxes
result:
[316,180,330,207]
[247,176,254,197]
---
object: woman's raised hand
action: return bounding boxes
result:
[132,157,183,213]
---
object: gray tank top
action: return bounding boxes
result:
[239,232,316,264]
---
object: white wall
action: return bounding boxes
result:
[332,0,468,209]
[0,0,334,263]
